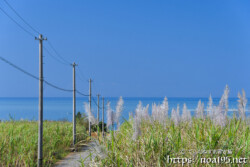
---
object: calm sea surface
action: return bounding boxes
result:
[0,97,249,121]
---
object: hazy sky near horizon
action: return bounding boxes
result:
[0,0,250,97]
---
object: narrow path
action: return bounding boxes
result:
[54,140,105,167]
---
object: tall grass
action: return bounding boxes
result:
[0,120,87,167]
[96,86,249,166]
[98,117,249,166]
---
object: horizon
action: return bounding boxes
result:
[0,95,248,99]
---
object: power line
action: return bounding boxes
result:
[76,66,89,80]
[92,97,102,109]
[76,72,86,82]
[76,67,88,83]
[0,56,89,94]
[76,90,89,97]
[44,80,72,92]
[44,46,70,66]
[0,5,35,37]
[3,0,40,34]
[0,56,72,92]
[1,1,90,82]
[0,56,39,80]
[92,79,103,102]
[47,41,71,65]
[2,0,72,67]
[0,1,98,96]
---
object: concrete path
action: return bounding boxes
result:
[54,140,105,167]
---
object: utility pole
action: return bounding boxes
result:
[97,94,100,124]
[97,94,100,138]
[102,97,104,138]
[72,62,77,146]
[89,79,92,137]
[35,34,46,167]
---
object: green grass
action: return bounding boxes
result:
[0,120,87,167]
[98,118,250,166]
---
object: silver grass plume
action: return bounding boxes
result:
[143,104,150,120]
[212,89,228,127]
[195,100,205,119]
[155,103,165,125]
[151,103,161,122]
[161,97,169,118]
[151,97,169,125]
[132,101,148,140]
[135,101,149,121]
[207,94,213,118]
[84,102,97,125]
[181,103,192,123]
[177,104,180,120]
[135,101,143,118]
[212,85,229,126]
[242,89,247,116]
[115,96,124,129]
[238,89,247,120]
[219,85,230,116]
[224,85,230,112]
[132,115,141,140]
[212,105,227,127]
[151,103,158,121]
[171,105,180,125]
[106,101,114,129]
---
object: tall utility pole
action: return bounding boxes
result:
[72,62,77,146]
[35,34,46,167]
[89,79,92,137]
[97,94,100,124]
[102,97,104,138]
[97,94,100,138]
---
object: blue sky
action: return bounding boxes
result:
[0,0,249,97]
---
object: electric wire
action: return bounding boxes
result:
[76,73,86,82]
[0,56,89,95]
[2,0,72,68]
[0,1,90,88]
[0,2,94,97]
[76,68,87,82]
[76,90,89,97]
[44,46,70,65]
[76,66,89,81]
[0,1,94,97]
[47,41,71,66]
[0,56,39,80]
[0,5,35,37]
[44,80,73,92]
[92,97,102,109]
[3,0,40,34]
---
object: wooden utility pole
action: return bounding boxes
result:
[35,34,46,167]
[102,97,104,138]
[97,94,100,124]
[89,79,92,137]
[72,62,77,146]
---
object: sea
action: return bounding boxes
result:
[0,97,249,122]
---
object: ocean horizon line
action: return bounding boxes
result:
[0,96,245,99]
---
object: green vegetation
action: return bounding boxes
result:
[98,117,249,166]
[0,120,87,167]
[76,111,107,134]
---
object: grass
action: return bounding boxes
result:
[0,120,87,167]
[98,117,250,166]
